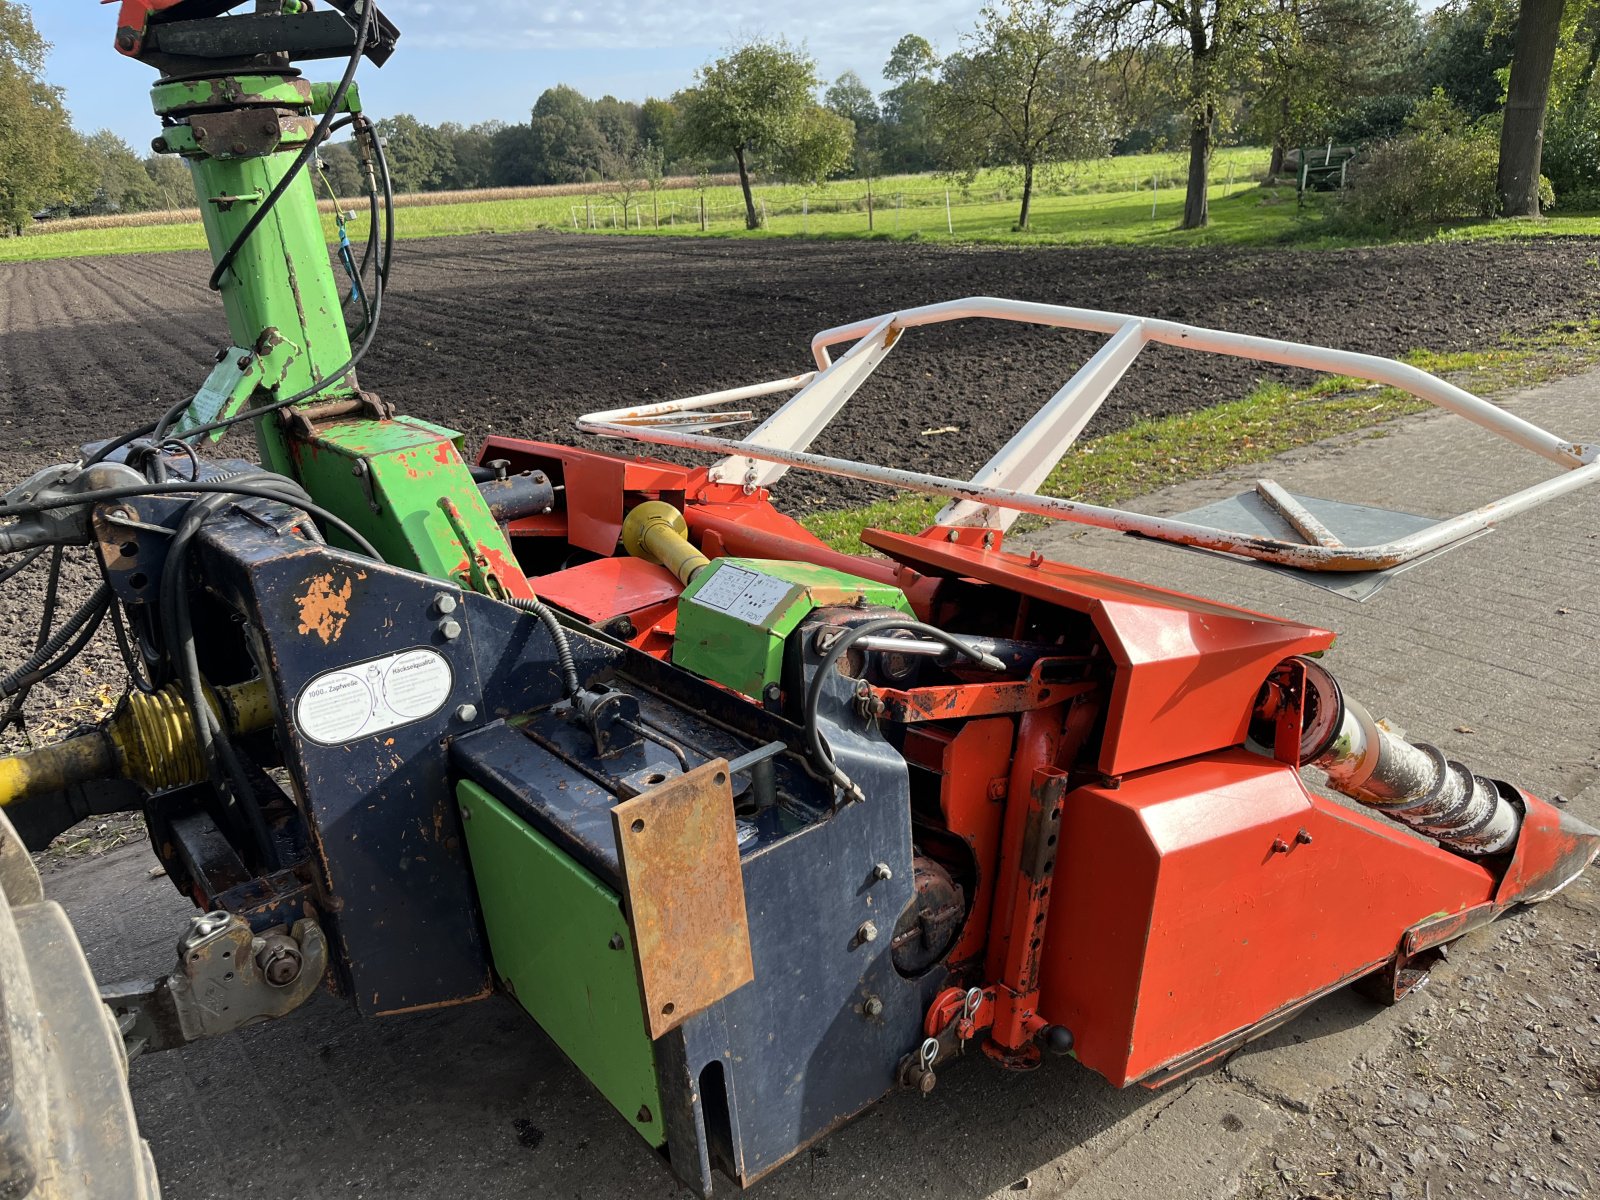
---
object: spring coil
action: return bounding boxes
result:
[117,683,208,792]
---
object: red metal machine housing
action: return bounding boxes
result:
[473,434,1600,1093]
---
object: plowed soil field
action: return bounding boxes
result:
[4,233,1600,510]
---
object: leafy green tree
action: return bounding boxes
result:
[593,95,641,160]
[1420,1,1516,118]
[880,34,943,171]
[638,98,679,162]
[143,152,192,210]
[529,85,606,183]
[675,38,849,228]
[375,114,451,192]
[1086,0,1276,227]
[437,121,496,190]
[317,140,366,198]
[937,0,1119,230]
[826,71,882,175]
[489,123,543,186]
[1251,0,1422,177]
[76,130,157,213]
[0,1,86,232]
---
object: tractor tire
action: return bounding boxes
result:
[0,809,160,1199]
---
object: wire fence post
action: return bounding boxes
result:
[1151,173,1158,220]
[570,206,579,231]
[587,197,594,229]
[866,178,874,231]
[699,194,707,231]
[653,193,659,228]
[945,188,953,235]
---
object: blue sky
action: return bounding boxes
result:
[35,2,978,148]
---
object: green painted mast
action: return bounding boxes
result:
[136,2,533,599]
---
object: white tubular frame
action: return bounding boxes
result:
[576,296,1599,574]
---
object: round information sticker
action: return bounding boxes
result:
[295,648,454,745]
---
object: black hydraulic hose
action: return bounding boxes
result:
[0,584,112,698]
[802,617,999,801]
[506,596,580,698]
[0,547,44,585]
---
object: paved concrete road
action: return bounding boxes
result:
[43,372,1600,1200]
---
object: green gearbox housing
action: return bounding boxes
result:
[672,558,914,698]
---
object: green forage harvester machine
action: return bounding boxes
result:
[0,3,1596,1195]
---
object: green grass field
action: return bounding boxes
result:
[5,144,1600,264]
[0,148,1288,262]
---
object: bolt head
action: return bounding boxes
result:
[872,862,893,882]
[151,137,168,154]
[116,29,137,51]
[864,996,884,1017]
[236,354,253,370]
[455,704,479,723]
[439,618,462,641]
[917,1071,937,1094]
[608,933,625,951]
[433,593,458,616]
[857,920,878,944]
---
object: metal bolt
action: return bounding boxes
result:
[946,529,959,542]
[1295,828,1314,845]
[261,120,279,137]
[256,941,304,987]
[151,137,168,154]
[856,920,878,945]
[438,618,462,641]
[193,127,208,141]
[916,1070,937,1095]
[433,593,458,616]
[608,933,625,951]
[863,996,884,1017]
[1271,837,1290,854]
[236,354,253,370]
[231,141,248,155]
[872,862,893,882]
[460,805,472,821]
[214,348,230,363]
[116,29,137,50]
[455,704,478,723]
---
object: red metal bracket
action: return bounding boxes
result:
[105,0,189,57]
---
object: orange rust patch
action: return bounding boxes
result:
[296,573,354,645]
[433,443,455,466]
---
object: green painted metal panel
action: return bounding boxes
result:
[673,558,913,697]
[456,781,665,1146]
[289,417,523,593]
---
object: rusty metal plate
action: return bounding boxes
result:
[611,759,754,1039]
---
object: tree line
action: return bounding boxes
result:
[0,0,1591,236]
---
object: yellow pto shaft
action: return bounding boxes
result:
[0,679,273,808]
[621,501,710,586]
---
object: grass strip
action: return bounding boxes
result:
[799,319,1600,554]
